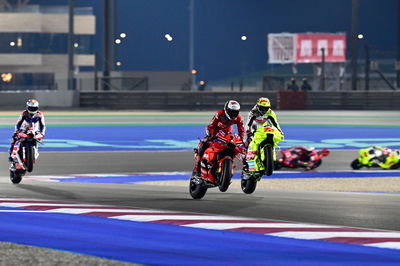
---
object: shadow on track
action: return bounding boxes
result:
[15,184,78,200]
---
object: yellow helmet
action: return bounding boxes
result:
[256,97,271,114]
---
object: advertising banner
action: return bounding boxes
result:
[296,33,346,63]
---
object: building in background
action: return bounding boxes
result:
[0,1,95,91]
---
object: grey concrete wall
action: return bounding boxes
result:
[0,91,79,108]
[78,71,192,91]
[79,90,400,110]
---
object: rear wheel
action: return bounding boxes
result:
[218,159,233,192]
[241,177,257,194]
[351,159,363,170]
[274,160,282,170]
[26,145,34,172]
[189,178,208,199]
[311,160,322,169]
[263,145,274,176]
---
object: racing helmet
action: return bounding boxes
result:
[224,100,240,120]
[26,99,39,114]
[304,146,315,152]
[256,97,271,115]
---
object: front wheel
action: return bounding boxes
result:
[263,145,274,176]
[351,159,363,170]
[25,145,34,172]
[189,178,208,199]
[10,170,24,184]
[218,159,233,192]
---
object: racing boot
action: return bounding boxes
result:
[192,149,202,178]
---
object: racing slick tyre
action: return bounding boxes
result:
[264,145,274,176]
[274,161,282,170]
[218,159,233,192]
[189,179,208,199]
[26,145,34,172]
[10,170,23,184]
[351,159,363,170]
[241,177,257,194]
[310,160,322,170]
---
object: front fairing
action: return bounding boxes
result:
[248,123,284,171]
[357,148,374,166]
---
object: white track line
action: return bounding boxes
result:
[269,231,400,240]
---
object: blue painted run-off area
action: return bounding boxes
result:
[1,207,400,265]
[45,171,400,184]
[1,125,400,151]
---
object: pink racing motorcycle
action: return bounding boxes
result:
[9,128,44,184]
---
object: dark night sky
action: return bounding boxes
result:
[34,0,397,82]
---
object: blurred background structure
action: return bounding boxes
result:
[0,0,399,109]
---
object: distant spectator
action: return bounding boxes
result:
[287,78,299,91]
[301,78,312,91]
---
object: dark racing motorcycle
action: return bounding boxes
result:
[9,128,44,184]
[189,132,245,199]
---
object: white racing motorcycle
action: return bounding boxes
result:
[9,128,44,184]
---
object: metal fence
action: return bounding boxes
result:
[80,91,400,110]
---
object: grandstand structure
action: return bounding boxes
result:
[0,1,95,91]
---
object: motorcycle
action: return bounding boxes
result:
[241,123,284,194]
[9,128,44,184]
[351,146,400,170]
[275,147,330,170]
[189,132,246,199]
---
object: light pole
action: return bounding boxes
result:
[68,0,75,90]
[350,0,359,91]
[364,43,370,91]
[189,0,195,90]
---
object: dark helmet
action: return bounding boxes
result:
[224,100,240,120]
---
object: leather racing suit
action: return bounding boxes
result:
[193,109,245,174]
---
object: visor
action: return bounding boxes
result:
[227,109,239,119]
[258,106,270,113]
[27,106,38,112]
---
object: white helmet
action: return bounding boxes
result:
[26,99,39,114]
[224,100,240,120]
[304,146,315,152]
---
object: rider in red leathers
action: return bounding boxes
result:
[192,100,245,178]
[282,146,317,170]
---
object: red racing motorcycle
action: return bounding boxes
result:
[189,132,245,199]
[275,147,330,170]
[9,128,44,184]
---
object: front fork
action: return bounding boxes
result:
[243,145,275,181]
[10,141,25,170]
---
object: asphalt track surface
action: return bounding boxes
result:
[0,110,399,229]
[1,110,400,264]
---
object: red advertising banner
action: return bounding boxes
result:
[295,33,346,63]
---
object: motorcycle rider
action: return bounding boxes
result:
[9,99,46,163]
[244,97,284,172]
[282,146,317,170]
[192,100,245,178]
[368,146,400,169]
